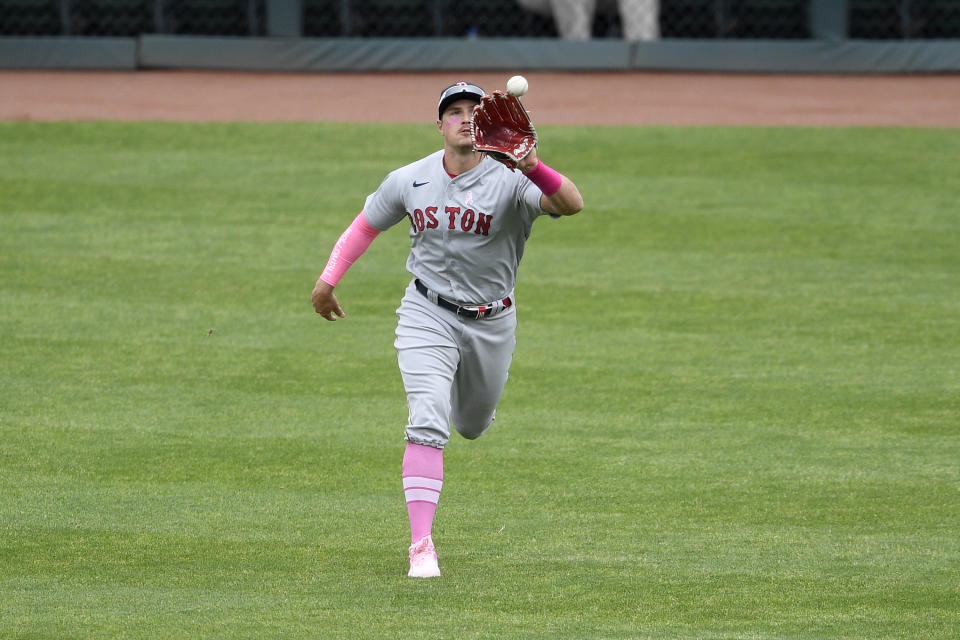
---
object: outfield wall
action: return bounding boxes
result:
[2,35,960,73]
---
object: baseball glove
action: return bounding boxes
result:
[471,91,537,170]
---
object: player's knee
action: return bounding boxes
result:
[453,415,494,440]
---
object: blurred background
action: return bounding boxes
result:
[2,0,959,40]
[1,1,958,73]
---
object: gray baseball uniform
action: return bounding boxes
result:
[362,149,548,448]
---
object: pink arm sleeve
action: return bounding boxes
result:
[523,159,563,196]
[319,212,381,287]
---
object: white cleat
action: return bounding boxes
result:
[408,535,441,578]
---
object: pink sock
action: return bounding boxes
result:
[402,442,443,544]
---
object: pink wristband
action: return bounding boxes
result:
[320,212,381,286]
[523,159,563,196]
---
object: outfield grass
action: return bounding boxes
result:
[1,121,958,639]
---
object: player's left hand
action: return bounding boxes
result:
[516,146,539,173]
[312,279,345,321]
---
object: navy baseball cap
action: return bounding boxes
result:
[437,81,485,119]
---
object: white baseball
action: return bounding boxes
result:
[506,75,529,97]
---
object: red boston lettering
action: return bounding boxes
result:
[445,206,460,229]
[460,209,475,232]
[474,212,491,236]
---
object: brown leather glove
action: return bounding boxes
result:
[470,91,538,170]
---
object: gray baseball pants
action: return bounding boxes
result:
[395,279,517,449]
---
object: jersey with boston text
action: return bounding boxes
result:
[362,150,546,304]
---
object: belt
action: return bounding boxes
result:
[414,279,512,320]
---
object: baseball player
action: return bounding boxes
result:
[311,81,583,578]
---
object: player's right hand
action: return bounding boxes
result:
[312,279,346,321]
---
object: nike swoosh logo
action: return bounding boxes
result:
[413,181,429,187]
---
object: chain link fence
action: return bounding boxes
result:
[1,1,958,39]
[0,1,264,36]
[850,0,960,38]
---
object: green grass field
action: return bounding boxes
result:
[1,121,958,639]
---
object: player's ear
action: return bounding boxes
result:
[437,119,443,134]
